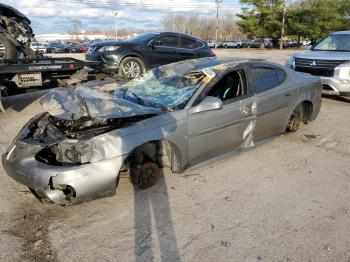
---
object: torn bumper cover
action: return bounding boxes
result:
[2,139,125,204]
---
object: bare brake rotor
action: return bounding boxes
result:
[132,162,161,189]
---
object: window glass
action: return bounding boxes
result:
[251,67,285,93]
[312,34,350,52]
[156,36,178,47]
[208,70,247,102]
[180,37,201,49]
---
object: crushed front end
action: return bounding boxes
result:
[1,113,147,205]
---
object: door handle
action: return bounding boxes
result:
[285,92,293,96]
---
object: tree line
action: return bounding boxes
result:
[238,0,350,44]
[161,0,350,45]
[162,12,244,41]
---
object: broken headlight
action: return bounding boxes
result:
[36,140,94,165]
[54,140,93,164]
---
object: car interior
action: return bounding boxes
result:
[208,70,247,102]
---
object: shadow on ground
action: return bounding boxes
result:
[134,170,181,261]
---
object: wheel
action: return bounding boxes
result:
[0,34,17,60]
[118,57,145,79]
[286,113,301,133]
[131,162,161,189]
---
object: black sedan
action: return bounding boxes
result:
[86,32,216,78]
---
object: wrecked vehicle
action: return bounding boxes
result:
[2,57,322,205]
[286,30,350,96]
[0,3,36,59]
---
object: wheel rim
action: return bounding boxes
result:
[123,61,141,78]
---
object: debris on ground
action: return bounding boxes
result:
[220,240,231,248]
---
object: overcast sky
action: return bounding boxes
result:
[2,0,242,34]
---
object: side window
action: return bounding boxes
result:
[208,70,247,103]
[180,37,202,49]
[155,36,178,47]
[251,66,286,93]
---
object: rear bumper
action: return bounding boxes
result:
[321,76,350,96]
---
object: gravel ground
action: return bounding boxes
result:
[1,49,350,262]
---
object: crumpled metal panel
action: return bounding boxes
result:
[41,85,162,120]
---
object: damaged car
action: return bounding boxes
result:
[2,57,322,205]
[0,3,36,59]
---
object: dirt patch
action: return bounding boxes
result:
[4,201,62,262]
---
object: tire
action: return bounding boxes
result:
[118,57,145,79]
[0,34,17,60]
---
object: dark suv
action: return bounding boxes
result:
[86,32,216,78]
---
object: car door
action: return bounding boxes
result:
[248,63,299,141]
[187,68,256,166]
[147,34,180,68]
[177,37,203,61]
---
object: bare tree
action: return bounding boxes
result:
[68,19,82,42]
[162,12,243,41]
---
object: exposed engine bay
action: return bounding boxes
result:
[21,113,157,165]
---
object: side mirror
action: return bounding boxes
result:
[189,96,223,115]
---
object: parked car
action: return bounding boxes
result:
[302,39,311,46]
[2,57,322,205]
[286,30,350,96]
[86,32,216,78]
[79,43,89,53]
[222,40,245,48]
[64,44,81,53]
[48,42,66,53]
[249,39,273,48]
[30,42,47,54]
[222,41,238,48]
[207,40,216,48]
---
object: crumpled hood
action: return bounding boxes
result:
[41,85,163,121]
[294,50,350,61]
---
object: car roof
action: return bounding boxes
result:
[332,30,350,35]
[159,57,257,77]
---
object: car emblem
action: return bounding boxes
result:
[310,60,316,66]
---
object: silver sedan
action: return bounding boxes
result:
[2,57,322,205]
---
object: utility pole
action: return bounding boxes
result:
[113,11,118,40]
[215,0,222,49]
[279,0,286,49]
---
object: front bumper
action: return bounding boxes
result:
[2,140,125,205]
[320,77,350,96]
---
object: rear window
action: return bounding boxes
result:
[251,66,286,93]
[180,37,202,49]
[156,36,178,47]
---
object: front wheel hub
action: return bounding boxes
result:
[133,162,161,189]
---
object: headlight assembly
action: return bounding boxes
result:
[40,140,94,165]
[334,61,350,80]
[285,56,295,69]
[99,46,120,52]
